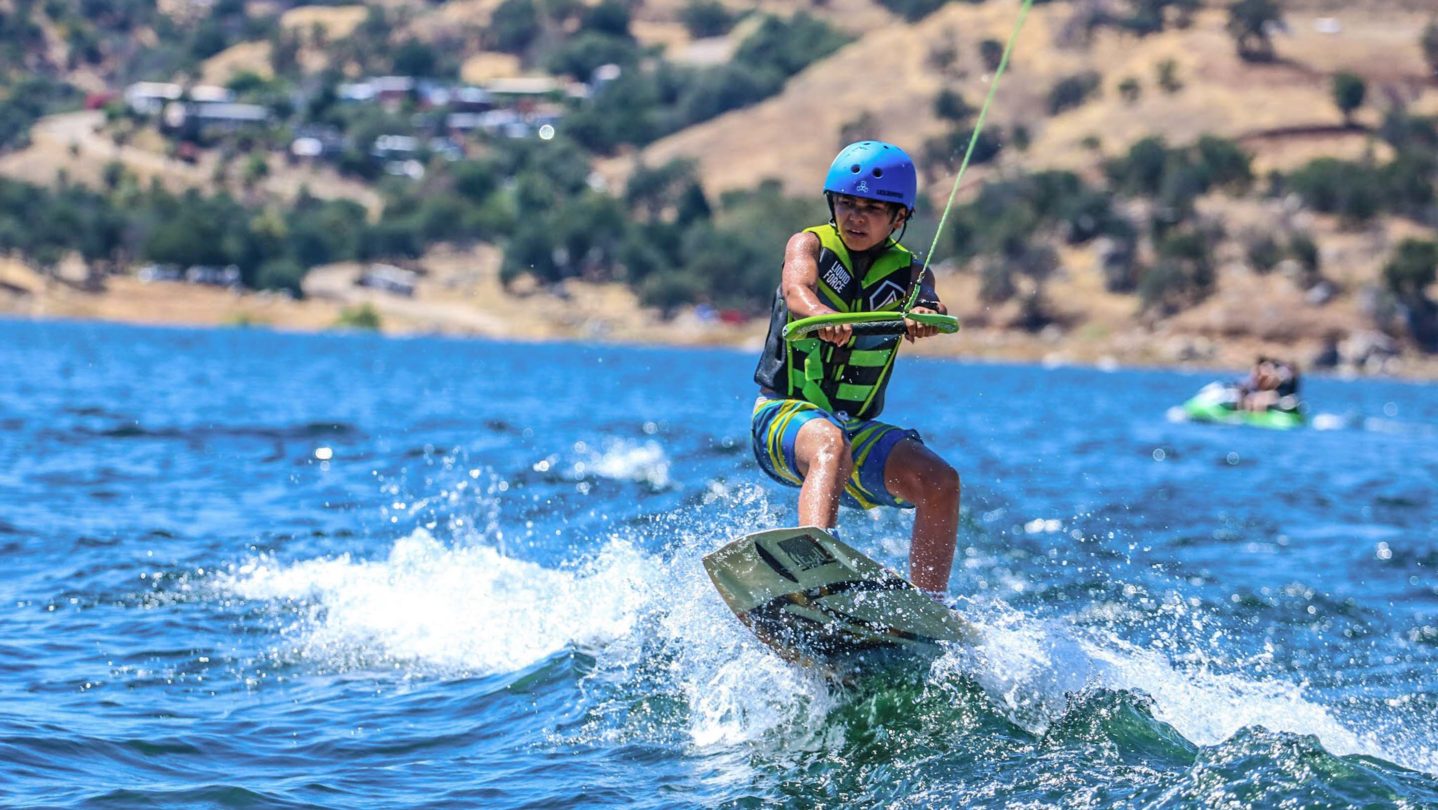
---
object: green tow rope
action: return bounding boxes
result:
[904,0,1038,313]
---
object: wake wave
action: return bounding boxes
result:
[949,604,1438,776]
[219,518,1436,777]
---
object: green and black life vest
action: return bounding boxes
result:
[753,224,919,421]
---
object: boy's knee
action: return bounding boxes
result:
[917,460,959,504]
[889,448,958,503]
[931,461,960,496]
[800,420,852,467]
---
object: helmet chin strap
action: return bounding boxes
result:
[891,214,910,245]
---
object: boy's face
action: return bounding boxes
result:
[833,194,906,252]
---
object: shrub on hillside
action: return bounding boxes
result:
[979,39,1005,72]
[1047,71,1102,115]
[1105,135,1251,230]
[582,0,633,38]
[562,14,847,152]
[1138,229,1214,314]
[1422,20,1438,79]
[933,88,973,123]
[1118,77,1141,104]
[1286,158,1382,223]
[979,259,1019,304]
[256,258,306,297]
[875,0,946,23]
[676,64,780,124]
[1193,135,1254,191]
[563,70,663,152]
[734,13,850,80]
[1227,0,1282,62]
[1331,71,1366,126]
[335,303,382,331]
[1107,137,1170,196]
[1156,59,1183,93]
[1383,239,1438,304]
[639,268,706,314]
[1097,225,1142,293]
[0,77,81,150]
[1379,151,1438,215]
[1382,239,1438,350]
[679,0,737,37]
[1245,233,1282,273]
[488,0,542,53]
[625,160,707,222]
[545,31,642,80]
[1378,108,1438,152]
[923,127,1003,175]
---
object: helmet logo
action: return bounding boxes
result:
[856,180,870,193]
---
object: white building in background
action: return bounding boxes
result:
[162,101,270,131]
[188,85,235,104]
[124,82,182,115]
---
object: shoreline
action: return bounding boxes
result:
[5,255,1437,383]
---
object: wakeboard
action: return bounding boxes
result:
[703,526,977,673]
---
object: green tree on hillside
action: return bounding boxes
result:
[625,159,705,222]
[734,13,849,80]
[1226,0,1282,62]
[1123,0,1200,36]
[1331,71,1366,126]
[582,0,633,38]
[1156,59,1183,93]
[490,0,543,54]
[979,39,1004,73]
[874,0,944,23]
[1422,20,1438,79]
[392,39,442,78]
[0,77,80,150]
[1139,228,1215,314]
[933,88,972,123]
[679,0,737,37]
[1118,77,1142,103]
[1383,239,1438,350]
[1047,71,1102,115]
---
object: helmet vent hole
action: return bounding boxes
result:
[849,164,861,173]
[872,168,884,178]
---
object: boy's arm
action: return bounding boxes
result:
[781,231,851,346]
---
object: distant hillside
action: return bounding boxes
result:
[604,3,1435,193]
[1,0,1436,377]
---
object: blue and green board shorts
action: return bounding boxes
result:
[751,397,921,510]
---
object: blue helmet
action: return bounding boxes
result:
[823,140,917,213]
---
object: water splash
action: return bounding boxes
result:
[220,529,657,675]
[566,438,673,491]
[943,603,1438,776]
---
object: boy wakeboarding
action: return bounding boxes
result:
[750,140,960,598]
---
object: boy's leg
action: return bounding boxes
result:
[793,417,853,529]
[884,438,960,593]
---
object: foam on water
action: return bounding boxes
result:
[948,604,1438,775]
[654,531,839,751]
[221,529,659,674]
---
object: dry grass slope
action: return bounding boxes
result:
[2,0,1437,377]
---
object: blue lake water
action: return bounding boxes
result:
[2,318,1436,808]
